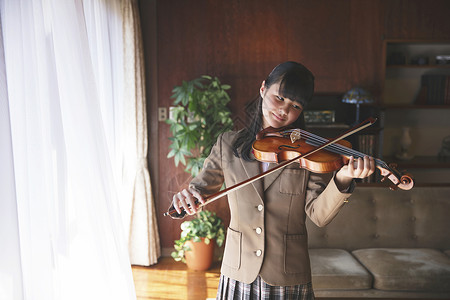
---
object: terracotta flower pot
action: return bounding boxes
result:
[184,238,215,271]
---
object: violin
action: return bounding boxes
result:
[164,118,414,218]
[253,125,414,191]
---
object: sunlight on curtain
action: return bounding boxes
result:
[122,0,161,266]
[0,0,137,299]
[0,20,24,300]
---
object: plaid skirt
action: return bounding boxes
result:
[216,274,315,300]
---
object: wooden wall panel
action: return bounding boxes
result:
[286,1,352,93]
[286,1,383,96]
[139,0,450,249]
[347,1,384,97]
[383,0,450,40]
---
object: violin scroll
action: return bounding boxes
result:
[379,163,414,191]
[399,173,414,190]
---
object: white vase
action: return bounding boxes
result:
[396,127,413,160]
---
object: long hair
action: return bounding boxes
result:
[232,61,315,161]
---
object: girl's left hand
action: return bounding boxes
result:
[335,156,375,189]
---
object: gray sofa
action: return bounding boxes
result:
[307,186,450,299]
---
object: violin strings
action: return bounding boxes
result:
[300,129,387,168]
[281,129,389,170]
[281,128,361,157]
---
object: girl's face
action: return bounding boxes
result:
[260,81,303,129]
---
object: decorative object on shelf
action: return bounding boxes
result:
[419,74,450,105]
[438,135,450,161]
[410,56,429,65]
[435,55,450,65]
[395,127,414,160]
[342,87,374,125]
[304,110,335,124]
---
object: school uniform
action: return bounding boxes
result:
[189,130,354,298]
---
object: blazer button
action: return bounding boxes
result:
[255,250,262,257]
[257,204,263,211]
[255,227,262,234]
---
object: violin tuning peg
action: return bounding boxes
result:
[290,129,301,143]
[381,175,390,183]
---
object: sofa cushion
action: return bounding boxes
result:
[307,187,450,251]
[310,249,372,290]
[352,248,450,291]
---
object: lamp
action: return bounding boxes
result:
[342,87,374,125]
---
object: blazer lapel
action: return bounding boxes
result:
[240,156,264,203]
[263,163,284,191]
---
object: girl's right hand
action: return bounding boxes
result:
[172,188,205,216]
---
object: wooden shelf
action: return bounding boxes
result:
[382,156,450,169]
[306,124,382,131]
[381,104,450,109]
[386,64,450,69]
[379,40,450,187]
[384,39,450,45]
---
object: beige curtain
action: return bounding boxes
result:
[122,0,161,266]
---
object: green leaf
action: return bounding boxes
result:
[165,118,175,126]
[175,151,186,166]
[167,148,177,158]
[167,75,233,178]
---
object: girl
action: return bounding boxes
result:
[171,61,375,299]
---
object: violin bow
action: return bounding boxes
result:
[164,117,376,217]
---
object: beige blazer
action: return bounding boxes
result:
[190,131,352,286]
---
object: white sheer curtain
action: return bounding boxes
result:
[122,0,160,266]
[0,0,150,298]
[0,19,23,300]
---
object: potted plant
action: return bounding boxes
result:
[171,210,225,271]
[166,75,234,177]
[167,76,232,270]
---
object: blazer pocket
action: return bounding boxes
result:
[222,227,242,270]
[284,234,310,274]
[279,169,306,195]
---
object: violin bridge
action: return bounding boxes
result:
[290,129,301,143]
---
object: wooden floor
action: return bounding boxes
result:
[132,258,431,300]
[132,257,221,300]
[131,258,345,300]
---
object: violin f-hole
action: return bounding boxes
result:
[279,144,301,150]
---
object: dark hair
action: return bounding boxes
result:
[232,61,315,161]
